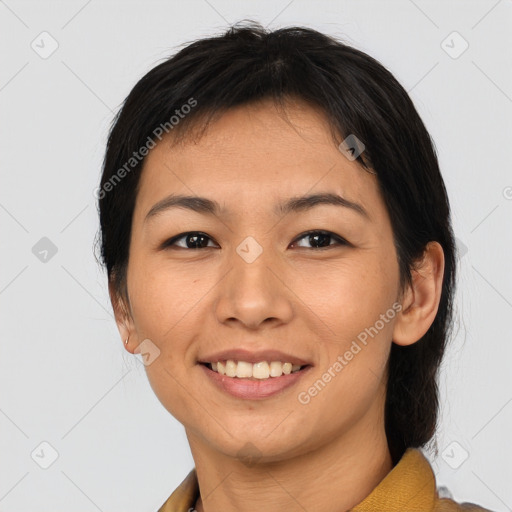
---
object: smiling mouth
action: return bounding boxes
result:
[199,360,311,380]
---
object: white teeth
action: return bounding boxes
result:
[252,362,270,379]
[270,361,283,377]
[225,360,237,377]
[236,361,253,378]
[208,359,305,379]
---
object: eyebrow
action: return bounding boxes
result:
[144,192,370,222]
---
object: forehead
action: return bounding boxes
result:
[134,98,382,220]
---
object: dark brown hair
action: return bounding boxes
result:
[97,21,457,464]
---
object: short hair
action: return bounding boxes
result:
[97,21,457,464]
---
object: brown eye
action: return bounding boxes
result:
[291,230,349,249]
[162,232,217,250]
[161,230,349,251]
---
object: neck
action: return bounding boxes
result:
[187,409,393,512]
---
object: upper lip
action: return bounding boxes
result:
[198,349,313,366]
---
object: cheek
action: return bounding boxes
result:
[126,258,207,424]
[295,273,395,434]
[292,254,398,340]
[126,254,212,341]
[292,253,397,399]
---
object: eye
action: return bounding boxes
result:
[161,230,349,251]
[162,231,218,250]
[290,230,349,250]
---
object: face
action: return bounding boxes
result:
[122,98,402,462]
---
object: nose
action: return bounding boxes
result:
[214,245,294,330]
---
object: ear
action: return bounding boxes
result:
[392,241,445,347]
[109,280,137,354]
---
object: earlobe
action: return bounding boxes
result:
[392,241,445,347]
[115,317,136,353]
[108,281,137,353]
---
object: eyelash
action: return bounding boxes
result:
[161,230,350,251]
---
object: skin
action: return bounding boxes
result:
[112,97,445,512]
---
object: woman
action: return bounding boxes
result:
[97,22,491,512]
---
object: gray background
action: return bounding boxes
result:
[1,0,511,511]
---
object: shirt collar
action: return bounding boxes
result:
[351,447,436,511]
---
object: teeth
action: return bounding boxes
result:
[236,361,253,378]
[253,362,270,379]
[208,359,304,379]
[270,361,283,377]
[225,360,237,377]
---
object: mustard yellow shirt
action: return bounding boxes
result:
[157,448,492,511]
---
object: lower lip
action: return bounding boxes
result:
[199,364,312,400]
